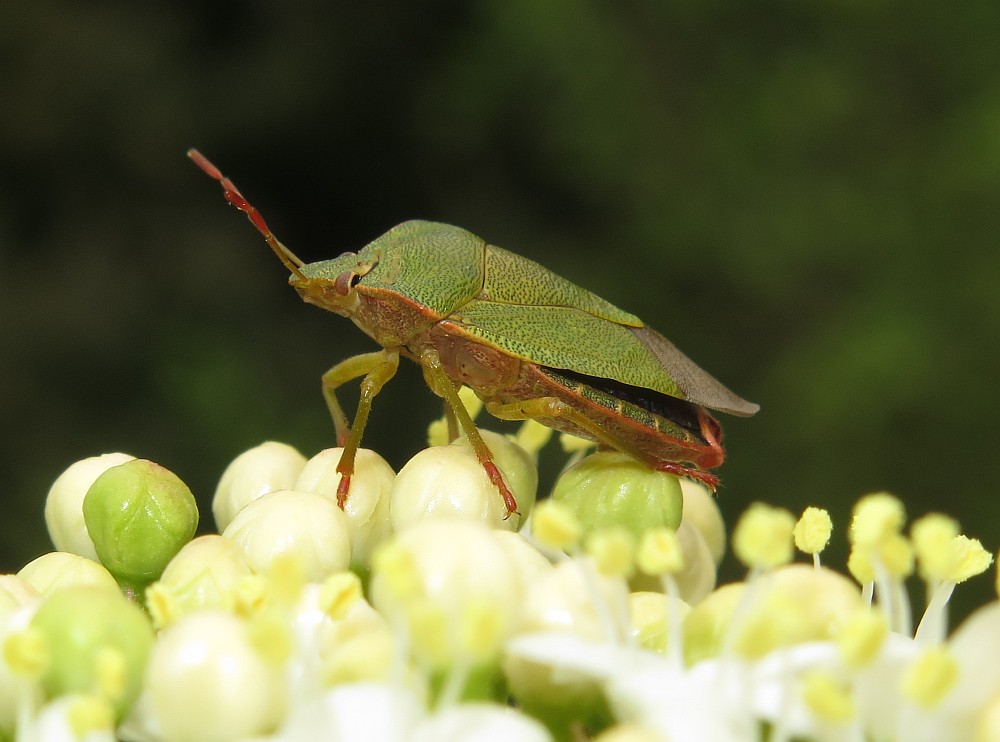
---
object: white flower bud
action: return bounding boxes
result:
[44,453,135,560]
[145,611,285,742]
[370,520,522,670]
[222,490,351,581]
[679,478,726,565]
[389,431,536,532]
[213,442,307,532]
[17,551,120,596]
[293,447,395,569]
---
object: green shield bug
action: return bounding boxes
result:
[188,150,758,517]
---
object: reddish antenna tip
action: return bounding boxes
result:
[188,148,307,277]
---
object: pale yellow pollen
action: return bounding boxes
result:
[585,527,636,578]
[265,553,306,606]
[836,608,888,668]
[849,492,905,548]
[793,507,833,555]
[145,581,178,629]
[636,527,684,576]
[322,631,394,685]
[802,670,855,723]
[732,591,801,660]
[234,574,269,617]
[406,598,450,668]
[901,647,959,708]
[371,542,423,603]
[913,514,960,581]
[459,596,504,663]
[94,646,127,702]
[2,626,48,678]
[876,533,915,579]
[67,695,114,736]
[427,387,482,446]
[532,500,583,551]
[944,536,993,584]
[320,572,363,620]
[732,503,795,570]
[247,612,292,665]
[846,547,875,585]
[513,419,554,458]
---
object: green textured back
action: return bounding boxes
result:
[301,221,486,318]
[483,246,642,326]
[452,301,684,398]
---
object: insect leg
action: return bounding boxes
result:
[419,349,519,517]
[321,349,400,507]
[484,396,719,491]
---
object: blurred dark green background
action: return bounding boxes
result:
[3,2,998,618]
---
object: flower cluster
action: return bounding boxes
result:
[2,392,998,742]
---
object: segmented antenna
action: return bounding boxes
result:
[187,149,308,281]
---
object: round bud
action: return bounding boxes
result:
[82,459,199,590]
[213,441,307,531]
[30,585,154,720]
[551,451,682,539]
[45,453,135,560]
[222,490,351,581]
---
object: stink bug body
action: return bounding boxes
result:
[188,150,758,517]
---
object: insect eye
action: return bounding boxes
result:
[333,270,359,296]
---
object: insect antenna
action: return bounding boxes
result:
[187,149,309,282]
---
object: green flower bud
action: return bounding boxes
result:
[82,459,199,591]
[30,585,154,720]
[551,451,683,539]
[44,453,136,561]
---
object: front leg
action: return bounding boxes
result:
[321,349,400,507]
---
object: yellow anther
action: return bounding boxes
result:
[849,492,905,548]
[145,581,178,629]
[846,547,875,585]
[2,626,48,678]
[247,612,292,665]
[68,695,114,736]
[876,533,915,579]
[532,500,583,551]
[802,670,855,723]
[636,527,684,576]
[732,591,802,660]
[836,608,888,668]
[732,503,795,570]
[95,646,127,702]
[793,507,833,555]
[233,574,269,617]
[320,572,363,620]
[585,527,636,578]
[943,536,993,584]
[901,647,958,708]
[459,597,504,663]
[371,542,424,604]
